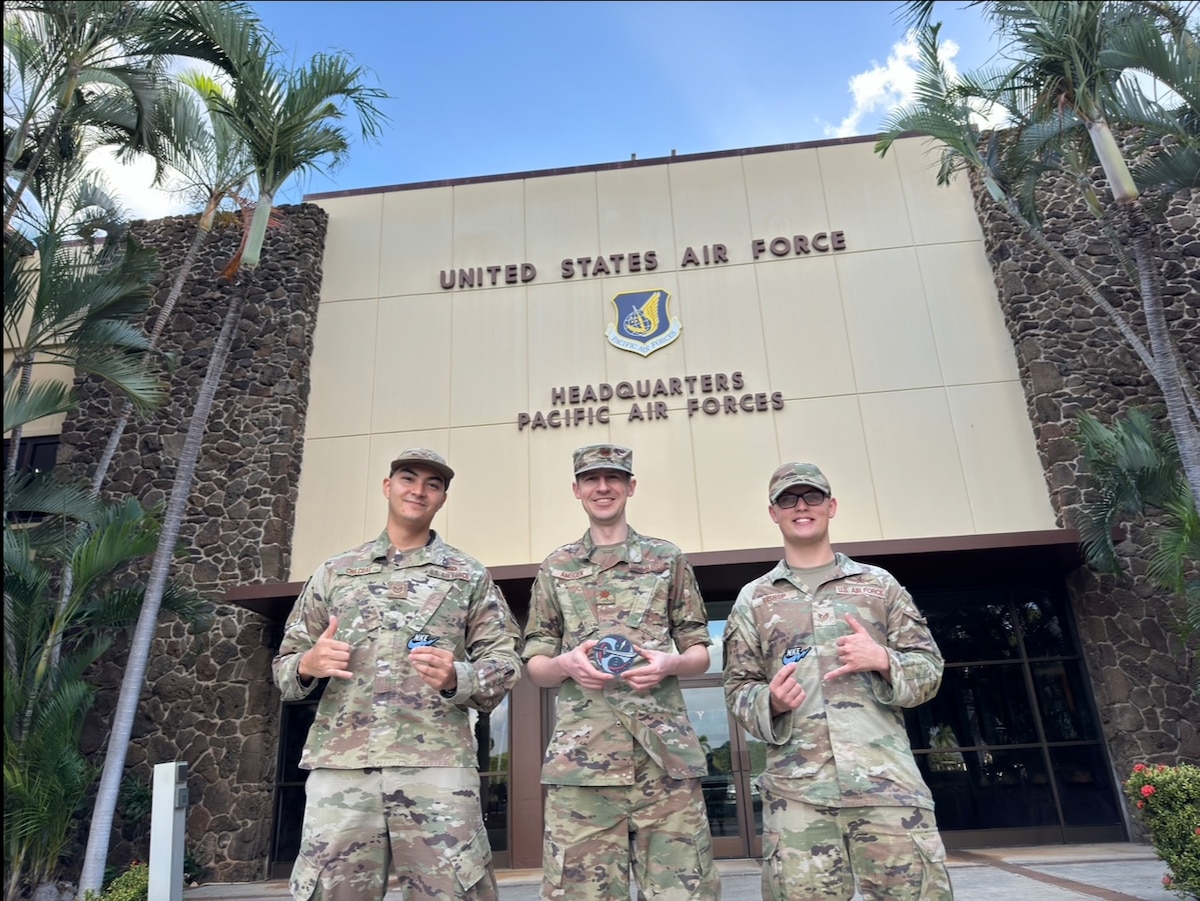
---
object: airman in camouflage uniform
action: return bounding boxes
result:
[723,463,953,901]
[523,444,721,901]
[273,448,521,901]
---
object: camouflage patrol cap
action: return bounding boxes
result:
[389,447,455,485]
[573,444,634,477]
[769,462,831,503]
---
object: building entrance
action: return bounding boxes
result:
[682,683,764,858]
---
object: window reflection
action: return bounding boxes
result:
[1052,745,1121,826]
[1017,590,1070,657]
[907,664,1038,748]
[919,591,1018,663]
[917,748,1058,830]
[901,585,1121,839]
[1032,661,1097,741]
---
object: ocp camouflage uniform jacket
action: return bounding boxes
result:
[272,530,521,770]
[522,527,712,786]
[723,553,943,809]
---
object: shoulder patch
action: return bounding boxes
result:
[834,585,887,598]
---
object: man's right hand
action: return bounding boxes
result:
[559,640,614,690]
[299,616,353,681]
[768,662,806,716]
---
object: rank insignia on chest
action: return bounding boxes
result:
[407,632,439,650]
[782,646,813,665]
[387,582,408,599]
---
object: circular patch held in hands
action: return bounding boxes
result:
[591,635,638,675]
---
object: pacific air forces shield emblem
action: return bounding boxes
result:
[605,289,681,357]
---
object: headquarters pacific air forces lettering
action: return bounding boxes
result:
[605,289,681,357]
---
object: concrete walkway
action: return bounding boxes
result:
[185,842,1177,900]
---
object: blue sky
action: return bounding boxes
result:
[110,1,1007,217]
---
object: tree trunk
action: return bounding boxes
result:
[75,279,249,900]
[2,69,77,233]
[48,224,213,672]
[1124,203,1200,502]
[89,224,211,497]
[5,357,36,479]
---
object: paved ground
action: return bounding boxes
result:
[186,842,1177,900]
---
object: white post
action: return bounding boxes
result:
[149,761,187,901]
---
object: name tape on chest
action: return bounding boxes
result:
[551,567,595,581]
[340,563,384,577]
[750,591,794,607]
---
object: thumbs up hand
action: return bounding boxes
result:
[299,615,353,681]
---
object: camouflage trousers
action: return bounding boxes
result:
[759,796,953,901]
[290,766,498,901]
[541,747,720,900]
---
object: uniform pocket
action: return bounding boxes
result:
[448,823,494,891]
[911,827,953,900]
[760,829,786,901]
[288,851,320,900]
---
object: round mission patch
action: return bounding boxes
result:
[591,634,638,675]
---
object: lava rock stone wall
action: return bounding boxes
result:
[57,203,328,881]
[969,169,1199,788]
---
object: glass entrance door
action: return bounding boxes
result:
[683,682,764,858]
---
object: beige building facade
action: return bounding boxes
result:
[295,135,1055,576]
[28,132,1196,882]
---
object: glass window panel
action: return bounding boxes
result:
[685,687,740,838]
[279,702,317,783]
[1032,661,1099,742]
[481,773,509,851]
[707,619,725,674]
[905,664,1037,748]
[918,748,1058,830]
[273,784,307,861]
[474,696,510,773]
[1016,589,1072,657]
[918,591,1019,662]
[1051,745,1122,826]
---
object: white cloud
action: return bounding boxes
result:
[87,147,197,222]
[824,32,961,139]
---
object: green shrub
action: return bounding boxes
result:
[82,861,148,901]
[1124,763,1200,899]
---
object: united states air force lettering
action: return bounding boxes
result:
[517,371,784,432]
[438,231,847,290]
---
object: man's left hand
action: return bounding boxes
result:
[824,614,890,681]
[411,645,457,692]
[621,645,676,691]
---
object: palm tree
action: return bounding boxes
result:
[3,0,255,233]
[3,230,163,478]
[75,44,388,898]
[1073,408,1199,692]
[87,71,257,496]
[878,0,1200,504]
[3,497,209,900]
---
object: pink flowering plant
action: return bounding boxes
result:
[1123,763,1200,898]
